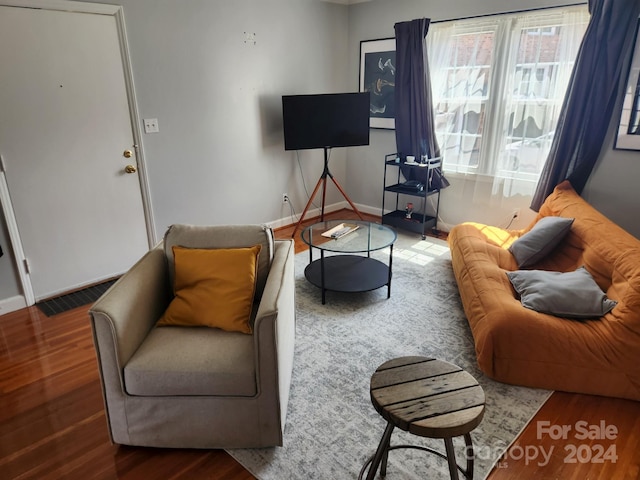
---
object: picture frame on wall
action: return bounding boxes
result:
[616,19,640,151]
[359,38,396,130]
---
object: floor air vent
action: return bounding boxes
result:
[36,279,118,317]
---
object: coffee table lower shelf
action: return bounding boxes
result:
[304,255,391,304]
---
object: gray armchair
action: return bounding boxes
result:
[89,224,295,448]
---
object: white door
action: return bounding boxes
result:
[0,5,150,301]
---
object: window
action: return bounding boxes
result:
[428,7,589,180]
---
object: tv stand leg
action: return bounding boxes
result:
[291,147,364,238]
[321,171,329,222]
[291,175,326,238]
[327,172,364,222]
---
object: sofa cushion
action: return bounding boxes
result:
[157,245,261,333]
[508,216,574,267]
[507,266,617,319]
[124,325,257,396]
[163,224,274,298]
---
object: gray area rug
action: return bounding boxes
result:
[227,232,551,479]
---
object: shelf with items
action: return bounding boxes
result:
[382,153,442,239]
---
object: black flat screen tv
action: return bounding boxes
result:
[282,92,370,151]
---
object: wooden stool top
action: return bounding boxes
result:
[370,356,485,439]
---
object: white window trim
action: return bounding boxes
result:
[428,6,589,181]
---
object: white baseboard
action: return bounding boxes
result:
[268,201,353,230]
[353,202,381,217]
[268,201,416,230]
[0,295,27,316]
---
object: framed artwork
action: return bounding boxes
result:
[359,38,396,130]
[616,19,640,150]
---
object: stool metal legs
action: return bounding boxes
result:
[463,433,474,480]
[360,421,476,480]
[365,422,394,480]
[444,437,459,480]
[444,433,475,480]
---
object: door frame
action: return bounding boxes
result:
[0,0,155,306]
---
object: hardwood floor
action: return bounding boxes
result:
[1,209,638,479]
[0,304,254,480]
[486,392,640,479]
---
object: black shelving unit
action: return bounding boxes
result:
[382,153,442,239]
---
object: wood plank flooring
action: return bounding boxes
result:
[487,392,640,479]
[0,209,638,479]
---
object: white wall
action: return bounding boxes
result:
[110,0,351,240]
[1,0,639,306]
[0,0,351,303]
[345,0,640,236]
[583,45,640,238]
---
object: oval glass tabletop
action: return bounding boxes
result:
[301,220,397,254]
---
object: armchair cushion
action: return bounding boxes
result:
[157,245,261,333]
[124,326,256,396]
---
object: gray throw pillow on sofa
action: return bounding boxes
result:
[509,216,574,267]
[506,266,617,319]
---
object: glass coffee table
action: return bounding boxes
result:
[301,220,397,304]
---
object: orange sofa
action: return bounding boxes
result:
[448,181,640,400]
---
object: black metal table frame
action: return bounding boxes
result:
[302,222,396,304]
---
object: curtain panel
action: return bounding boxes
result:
[531,0,640,211]
[394,18,441,162]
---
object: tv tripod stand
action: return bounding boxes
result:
[291,147,364,238]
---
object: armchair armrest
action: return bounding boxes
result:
[253,239,296,435]
[255,239,295,322]
[89,245,171,382]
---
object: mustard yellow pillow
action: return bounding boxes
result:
[157,244,261,333]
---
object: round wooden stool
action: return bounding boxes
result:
[360,356,485,480]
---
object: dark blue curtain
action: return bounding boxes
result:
[531,0,640,211]
[394,18,441,163]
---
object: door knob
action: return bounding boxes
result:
[123,149,133,158]
[124,164,137,174]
